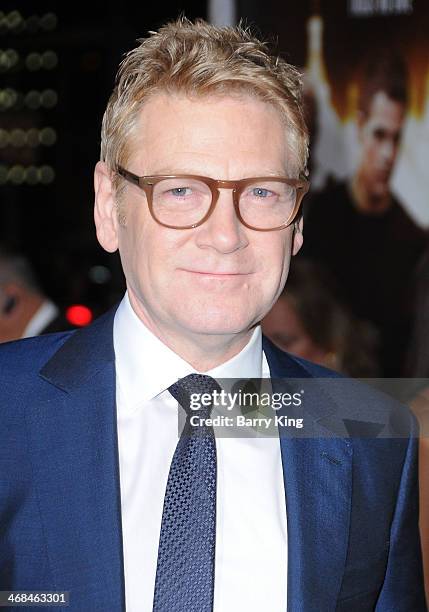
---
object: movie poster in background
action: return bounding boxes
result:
[295,0,429,227]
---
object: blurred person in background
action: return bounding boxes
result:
[262,260,379,377]
[301,53,426,376]
[0,247,72,342]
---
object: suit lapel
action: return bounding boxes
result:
[26,308,125,610]
[263,337,352,611]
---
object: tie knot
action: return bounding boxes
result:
[168,373,220,419]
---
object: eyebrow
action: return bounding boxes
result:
[139,167,292,178]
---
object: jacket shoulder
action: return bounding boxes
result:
[0,331,74,378]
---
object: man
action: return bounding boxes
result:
[0,19,426,611]
[0,247,72,342]
[300,54,427,376]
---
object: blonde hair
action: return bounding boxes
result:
[101,17,309,188]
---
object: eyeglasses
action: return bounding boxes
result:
[116,166,309,231]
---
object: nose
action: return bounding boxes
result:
[195,188,248,254]
[381,138,396,166]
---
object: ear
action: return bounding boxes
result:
[94,161,119,253]
[0,282,21,316]
[292,216,303,256]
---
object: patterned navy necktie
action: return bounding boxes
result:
[153,374,219,612]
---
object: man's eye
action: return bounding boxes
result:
[374,129,386,141]
[169,187,192,197]
[251,187,273,198]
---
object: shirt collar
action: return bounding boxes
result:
[22,299,59,338]
[113,292,263,407]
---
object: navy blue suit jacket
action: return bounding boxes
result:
[0,307,426,611]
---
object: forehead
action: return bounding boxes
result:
[365,91,405,130]
[127,92,292,176]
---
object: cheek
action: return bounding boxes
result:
[264,236,292,283]
[120,208,184,278]
[253,236,292,306]
[368,140,379,160]
[258,233,290,269]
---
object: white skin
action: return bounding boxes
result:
[94,93,303,371]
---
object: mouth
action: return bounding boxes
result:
[377,168,392,180]
[179,269,252,278]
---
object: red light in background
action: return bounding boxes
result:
[66,304,93,327]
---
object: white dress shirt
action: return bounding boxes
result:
[22,299,59,338]
[114,293,288,611]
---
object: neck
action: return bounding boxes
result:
[127,291,254,372]
[351,173,391,215]
[163,331,253,372]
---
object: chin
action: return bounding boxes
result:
[372,179,390,197]
[176,309,256,337]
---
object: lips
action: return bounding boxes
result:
[180,268,250,275]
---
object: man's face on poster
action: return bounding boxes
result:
[358,90,405,199]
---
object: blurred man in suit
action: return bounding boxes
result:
[0,247,72,342]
